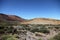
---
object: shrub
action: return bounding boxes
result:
[30,26,50,33]
[1,34,18,40]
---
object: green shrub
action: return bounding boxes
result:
[30,26,50,33]
[1,34,18,40]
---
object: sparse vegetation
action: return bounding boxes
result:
[30,25,50,33]
[39,38,42,40]
[49,33,60,40]
[0,21,60,40]
[1,34,18,40]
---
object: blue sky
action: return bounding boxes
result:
[0,0,60,19]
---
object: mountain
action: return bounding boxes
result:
[21,18,60,25]
[0,13,60,25]
[8,15,25,22]
[0,13,25,22]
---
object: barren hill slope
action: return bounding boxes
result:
[21,18,60,24]
[0,13,25,22]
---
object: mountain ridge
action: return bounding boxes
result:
[0,13,60,25]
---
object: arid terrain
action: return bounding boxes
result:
[0,13,60,40]
[21,18,60,24]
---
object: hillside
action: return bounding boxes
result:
[0,13,25,22]
[0,13,60,25]
[21,18,60,25]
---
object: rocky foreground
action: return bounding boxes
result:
[13,24,60,40]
